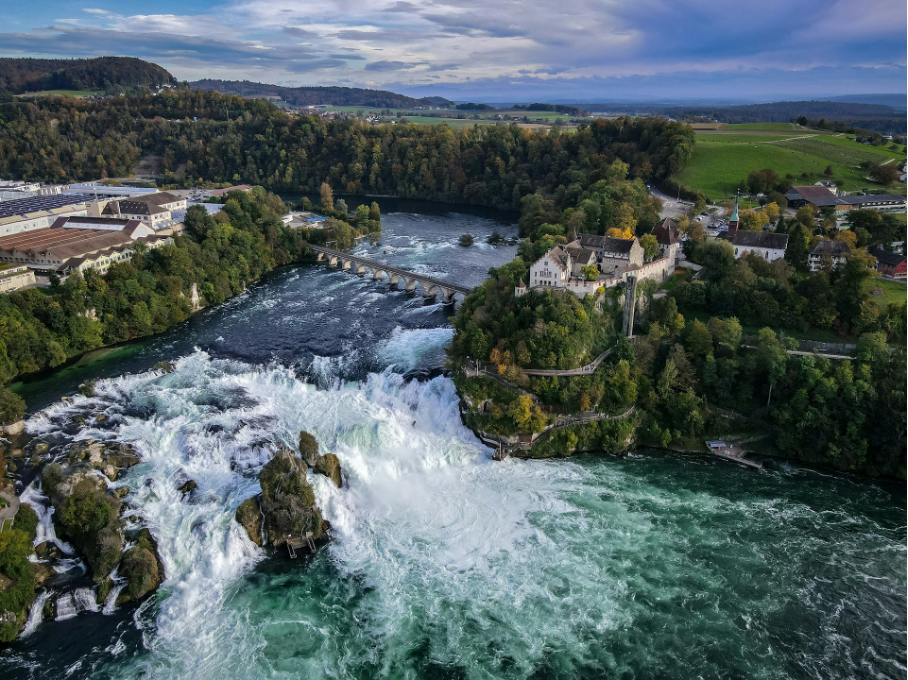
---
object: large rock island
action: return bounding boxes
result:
[235,431,341,549]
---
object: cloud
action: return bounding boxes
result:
[364,60,425,71]
[0,0,903,99]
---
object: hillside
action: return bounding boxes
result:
[578,100,906,134]
[0,57,175,94]
[188,79,451,109]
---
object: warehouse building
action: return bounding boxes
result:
[0,195,91,237]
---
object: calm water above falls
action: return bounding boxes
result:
[2,211,904,680]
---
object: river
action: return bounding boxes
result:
[2,209,905,680]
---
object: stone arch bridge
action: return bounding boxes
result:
[311,245,472,303]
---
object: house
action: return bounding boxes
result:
[808,240,851,271]
[529,246,572,289]
[101,191,187,230]
[725,231,789,262]
[869,246,907,278]
[0,265,35,293]
[814,180,839,195]
[651,217,682,264]
[572,234,644,272]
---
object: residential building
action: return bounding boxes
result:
[573,234,644,272]
[869,246,907,278]
[725,231,789,262]
[0,195,91,237]
[807,240,851,271]
[101,192,187,230]
[814,180,839,195]
[651,217,682,265]
[0,223,169,276]
[0,265,35,292]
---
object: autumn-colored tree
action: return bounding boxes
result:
[580,264,599,280]
[319,182,334,209]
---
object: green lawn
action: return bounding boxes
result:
[870,278,907,309]
[815,134,907,161]
[775,136,902,167]
[675,132,907,200]
[723,123,807,132]
[696,133,806,144]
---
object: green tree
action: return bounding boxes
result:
[685,319,713,357]
[0,388,25,424]
[640,234,659,261]
[580,264,599,280]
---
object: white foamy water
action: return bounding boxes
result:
[23,351,598,677]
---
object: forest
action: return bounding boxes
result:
[0,89,694,215]
[0,57,174,94]
[448,163,906,478]
[0,190,289,393]
[188,79,451,108]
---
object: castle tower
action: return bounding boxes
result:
[727,193,740,237]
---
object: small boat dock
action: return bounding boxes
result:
[705,440,763,470]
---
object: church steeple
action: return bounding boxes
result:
[727,193,740,236]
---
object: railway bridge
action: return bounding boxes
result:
[311,245,473,303]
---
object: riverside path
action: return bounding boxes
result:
[311,245,472,303]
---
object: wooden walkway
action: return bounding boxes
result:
[0,490,20,531]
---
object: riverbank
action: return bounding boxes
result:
[1,208,904,678]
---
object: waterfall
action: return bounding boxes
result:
[21,590,53,637]
[55,587,100,621]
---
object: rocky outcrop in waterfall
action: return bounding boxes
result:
[234,431,341,549]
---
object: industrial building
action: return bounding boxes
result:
[0,221,169,276]
[0,195,91,237]
[101,191,187,230]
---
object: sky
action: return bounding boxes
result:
[0,0,905,102]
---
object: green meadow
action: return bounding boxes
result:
[674,130,907,200]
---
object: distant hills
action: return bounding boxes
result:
[0,57,175,94]
[825,94,907,111]
[575,100,905,134]
[188,79,452,109]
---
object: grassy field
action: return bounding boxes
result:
[18,89,102,97]
[723,123,807,132]
[870,278,907,309]
[325,106,579,128]
[674,129,907,200]
[695,133,807,144]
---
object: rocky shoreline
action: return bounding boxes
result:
[0,385,341,643]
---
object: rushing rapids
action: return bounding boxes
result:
[1,209,904,680]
